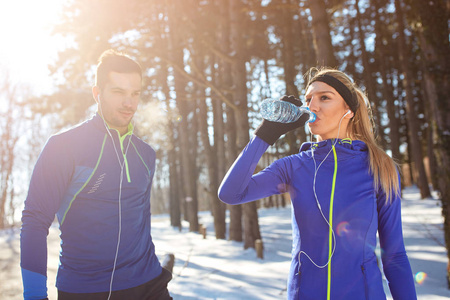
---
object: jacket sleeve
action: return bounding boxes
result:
[218,136,288,205]
[20,135,72,300]
[377,180,417,300]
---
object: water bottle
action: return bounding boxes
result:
[260,99,316,123]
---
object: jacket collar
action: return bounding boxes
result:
[300,139,368,160]
[90,112,134,137]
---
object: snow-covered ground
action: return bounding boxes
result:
[1,186,449,299]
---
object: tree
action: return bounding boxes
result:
[278,0,307,153]
[373,0,401,162]
[30,0,446,267]
[166,1,200,232]
[407,0,450,286]
[0,70,25,228]
[394,0,431,199]
[354,1,386,148]
[229,0,261,249]
[307,0,337,66]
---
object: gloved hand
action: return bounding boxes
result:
[254,95,309,145]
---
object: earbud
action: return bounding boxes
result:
[343,110,351,118]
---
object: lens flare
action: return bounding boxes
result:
[337,221,350,236]
[414,272,427,284]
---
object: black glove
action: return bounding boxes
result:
[254,95,309,145]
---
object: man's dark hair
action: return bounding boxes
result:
[95,49,142,89]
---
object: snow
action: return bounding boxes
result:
[1,186,449,299]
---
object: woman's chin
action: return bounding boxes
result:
[307,125,319,136]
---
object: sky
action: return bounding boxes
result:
[2,186,449,299]
[0,0,67,95]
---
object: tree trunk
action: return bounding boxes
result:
[0,76,21,229]
[281,0,306,154]
[195,53,226,239]
[217,0,241,241]
[394,0,431,198]
[211,92,227,239]
[296,7,316,71]
[226,107,242,241]
[188,98,199,229]
[167,5,199,231]
[168,140,181,228]
[157,20,182,227]
[373,0,401,162]
[211,0,228,240]
[229,0,261,248]
[410,0,450,286]
[307,0,337,66]
[162,63,181,228]
[355,1,386,148]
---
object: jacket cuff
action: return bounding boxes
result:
[22,268,48,300]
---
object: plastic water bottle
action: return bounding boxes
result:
[260,99,316,123]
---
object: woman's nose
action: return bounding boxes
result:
[308,97,319,112]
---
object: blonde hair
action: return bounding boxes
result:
[306,67,399,204]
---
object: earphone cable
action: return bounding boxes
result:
[297,112,347,272]
[97,99,133,300]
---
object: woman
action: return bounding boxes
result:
[218,68,417,300]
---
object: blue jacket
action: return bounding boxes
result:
[20,113,162,299]
[218,136,417,300]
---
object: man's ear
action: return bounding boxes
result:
[92,86,100,104]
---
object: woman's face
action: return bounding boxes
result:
[305,81,352,141]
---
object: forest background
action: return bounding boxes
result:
[0,0,449,287]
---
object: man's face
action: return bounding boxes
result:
[95,72,141,135]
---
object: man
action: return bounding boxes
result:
[20,50,172,300]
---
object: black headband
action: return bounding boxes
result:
[308,74,359,113]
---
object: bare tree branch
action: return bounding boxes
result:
[152,52,238,110]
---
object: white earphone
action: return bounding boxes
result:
[96,92,132,300]
[299,107,352,274]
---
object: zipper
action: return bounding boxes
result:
[296,262,303,300]
[326,145,338,300]
[119,133,132,183]
[101,116,133,183]
[361,265,369,299]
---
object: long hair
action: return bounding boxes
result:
[306,67,399,204]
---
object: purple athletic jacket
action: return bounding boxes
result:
[20,113,162,299]
[218,136,417,300]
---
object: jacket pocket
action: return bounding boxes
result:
[361,255,386,300]
[361,263,369,299]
